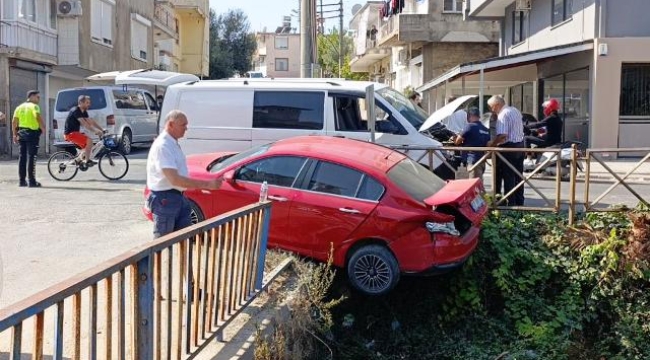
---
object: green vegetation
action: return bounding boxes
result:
[256,206,650,359]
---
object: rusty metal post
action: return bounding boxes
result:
[583,150,592,211]
[491,149,498,206]
[568,144,578,225]
[555,149,562,213]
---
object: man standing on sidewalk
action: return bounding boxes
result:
[147,110,222,238]
[487,95,525,206]
[12,90,45,187]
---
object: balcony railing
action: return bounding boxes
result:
[154,5,178,36]
[0,20,57,58]
[173,0,208,16]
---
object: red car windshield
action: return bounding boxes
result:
[387,158,447,201]
[209,144,272,173]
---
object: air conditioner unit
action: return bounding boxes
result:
[57,0,83,17]
[515,0,532,11]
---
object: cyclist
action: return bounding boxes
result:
[64,95,105,165]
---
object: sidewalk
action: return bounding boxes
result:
[577,158,650,182]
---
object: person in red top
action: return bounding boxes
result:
[64,95,105,165]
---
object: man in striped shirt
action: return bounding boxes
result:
[487,95,525,206]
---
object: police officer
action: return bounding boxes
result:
[12,90,45,187]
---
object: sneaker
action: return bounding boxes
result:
[19,181,27,187]
[85,159,97,167]
[28,181,42,188]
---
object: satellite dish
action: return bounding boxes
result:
[351,4,362,15]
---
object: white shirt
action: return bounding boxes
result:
[495,106,525,143]
[147,131,188,191]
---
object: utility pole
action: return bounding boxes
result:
[300,0,316,77]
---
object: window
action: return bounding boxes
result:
[333,95,404,134]
[512,11,528,44]
[91,0,114,46]
[112,90,148,110]
[387,157,446,202]
[18,0,36,22]
[253,91,324,130]
[56,89,108,112]
[443,0,463,12]
[209,144,272,173]
[308,162,363,198]
[552,0,572,26]
[620,64,650,116]
[357,176,385,201]
[144,93,158,111]
[274,36,289,49]
[131,14,151,61]
[237,156,307,187]
[275,58,289,71]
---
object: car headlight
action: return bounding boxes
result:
[425,221,460,236]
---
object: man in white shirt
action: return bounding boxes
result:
[487,95,525,206]
[147,110,222,238]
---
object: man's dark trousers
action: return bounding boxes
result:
[497,142,525,206]
[17,129,40,184]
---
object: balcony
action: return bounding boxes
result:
[467,0,512,17]
[173,0,208,17]
[154,4,178,39]
[377,13,499,47]
[0,20,57,63]
[350,37,390,72]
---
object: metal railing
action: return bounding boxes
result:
[391,145,650,224]
[583,148,650,211]
[154,5,178,36]
[0,202,287,359]
[0,20,57,58]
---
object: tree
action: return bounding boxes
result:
[209,9,257,79]
[317,29,368,80]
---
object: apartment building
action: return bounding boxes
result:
[349,0,499,100]
[419,0,650,149]
[253,18,301,78]
[153,0,209,76]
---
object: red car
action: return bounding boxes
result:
[144,136,487,295]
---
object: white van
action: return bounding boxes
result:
[111,72,447,173]
[53,86,160,154]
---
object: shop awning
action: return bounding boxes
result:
[417,41,594,92]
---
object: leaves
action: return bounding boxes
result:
[316,29,368,80]
[209,9,257,79]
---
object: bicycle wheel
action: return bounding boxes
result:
[98,151,129,180]
[47,151,79,181]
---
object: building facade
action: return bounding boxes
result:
[419,0,650,149]
[0,0,209,157]
[253,29,301,78]
[349,0,499,106]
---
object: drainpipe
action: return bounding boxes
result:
[45,73,50,154]
[598,0,606,38]
[479,67,484,116]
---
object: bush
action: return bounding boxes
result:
[255,207,650,359]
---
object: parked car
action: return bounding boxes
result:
[142,136,488,295]
[52,86,160,154]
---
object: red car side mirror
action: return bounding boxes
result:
[223,170,236,185]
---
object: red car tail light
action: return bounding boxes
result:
[106,115,115,126]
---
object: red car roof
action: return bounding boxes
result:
[266,136,406,175]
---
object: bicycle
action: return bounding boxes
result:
[47,133,129,181]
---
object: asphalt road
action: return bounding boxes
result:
[0,147,647,308]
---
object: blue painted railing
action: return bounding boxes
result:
[0,201,272,359]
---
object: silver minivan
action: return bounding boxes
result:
[53,86,160,154]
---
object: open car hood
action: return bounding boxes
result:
[419,95,477,132]
[86,69,200,86]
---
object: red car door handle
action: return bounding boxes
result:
[268,195,288,202]
[339,207,361,214]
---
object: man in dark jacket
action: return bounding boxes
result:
[525,98,563,149]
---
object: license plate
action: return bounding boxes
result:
[470,196,485,212]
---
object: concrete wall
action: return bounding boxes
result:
[422,42,499,82]
[591,37,650,149]
[605,0,650,37]
[263,33,301,78]
[503,0,596,54]
[77,0,154,73]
